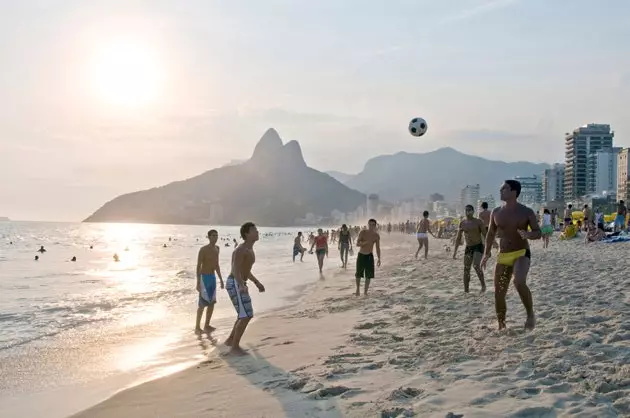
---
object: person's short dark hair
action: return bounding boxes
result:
[368,219,377,225]
[423,211,429,217]
[584,204,588,208]
[504,180,521,198]
[568,204,572,208]
[481,202,488,209]
[298,231,302,236]
[341,224,347,229]
[208,229,217,237]
[240,222,256,240]
[544,208,550,214]
[620,200,625,205]
[465,204,474,211]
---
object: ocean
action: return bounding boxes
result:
[0,221,330,418]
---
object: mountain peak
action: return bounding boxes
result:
[283,140,307,167]
[251,128,284,165]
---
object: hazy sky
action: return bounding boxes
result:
[1,0,629,221]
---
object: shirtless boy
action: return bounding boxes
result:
[415,211,435,259]
[481,180,541,331]
[355,219,381,296]
[224,222,265,355]
[195,229,225,334]
[453,205,486,293]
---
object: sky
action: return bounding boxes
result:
[1,0,629,221]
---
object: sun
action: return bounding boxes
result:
[90,39,164,108]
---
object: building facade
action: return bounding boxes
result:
[617,149,630,202]
[477,195,496,210]
[460,184,480,213]
[587,147,620,196]
[564,123,614,201]
[542,163,565,202]
[514,175,542,207]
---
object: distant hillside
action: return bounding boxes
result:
[326,170,356,184]
[84,129,366,226]
[344,147,550,201]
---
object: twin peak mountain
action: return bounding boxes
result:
[84,129,366,226]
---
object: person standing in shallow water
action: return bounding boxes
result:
[481,180,541,331]
[338,224,352,269]
[452,205,486,293]
[195,229,224,334]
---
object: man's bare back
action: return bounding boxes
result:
[417,219,430,233]
[479,210,491,229]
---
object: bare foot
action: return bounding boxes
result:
[228,346,249,356]
[498,321,506,330]
[524,315,536,331]
[204,325,216,333]
[194,327,203,335]
[355,290,360,297]
[480,286,487,293]
[224,338,233,347]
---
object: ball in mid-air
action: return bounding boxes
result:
[408,117,428,137]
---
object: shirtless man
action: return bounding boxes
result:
[415,211,435,259]
[355,219,381,296]
[292,232,305,262]
[338,224,353,269]
[453,205,486,293]
[563,204,573,230]
[481,180,541,331]
[224,222,265,355]
[195,229,225,334]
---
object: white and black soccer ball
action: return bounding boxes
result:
[408,117,428,137]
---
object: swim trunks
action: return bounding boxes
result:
[293,246,303,257]
[614,214,626,228]
[416,233,428,239]
[316,248,327,256]
[464,243,484,257]
[226,275,253,319]
[564,217,572,224]
[356,252,375,279]
[497,249,531,267]
[541,225,554,235]
[198,273,217,307]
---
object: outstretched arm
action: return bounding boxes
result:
[483,209,499,258]
[375,234,381,266]
[524,209,542,240]
[453,227,463,258]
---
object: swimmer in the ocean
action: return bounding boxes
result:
[452,205,486,293]
[37,246,46,253]
[481,180,541,331]
[195,229,224,334]
[292,232,305,262]
[113,253,120,262]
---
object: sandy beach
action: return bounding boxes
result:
[73,234,630,418]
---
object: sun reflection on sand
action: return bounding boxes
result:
[115,333,182,372]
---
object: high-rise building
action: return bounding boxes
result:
[429,193,445,203]
[514,175,542,206]
[367,194,379,219]
[460,184,480,213]
[617,149,630,202]
[542,163,565,202]
[587,147,620,196]
[477,195,496,210]
[564,124,614,201]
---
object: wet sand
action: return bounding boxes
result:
[73,234,630,417]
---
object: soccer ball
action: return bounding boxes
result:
[408,117,428,137]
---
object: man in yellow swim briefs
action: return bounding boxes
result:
[481,180,541,331]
